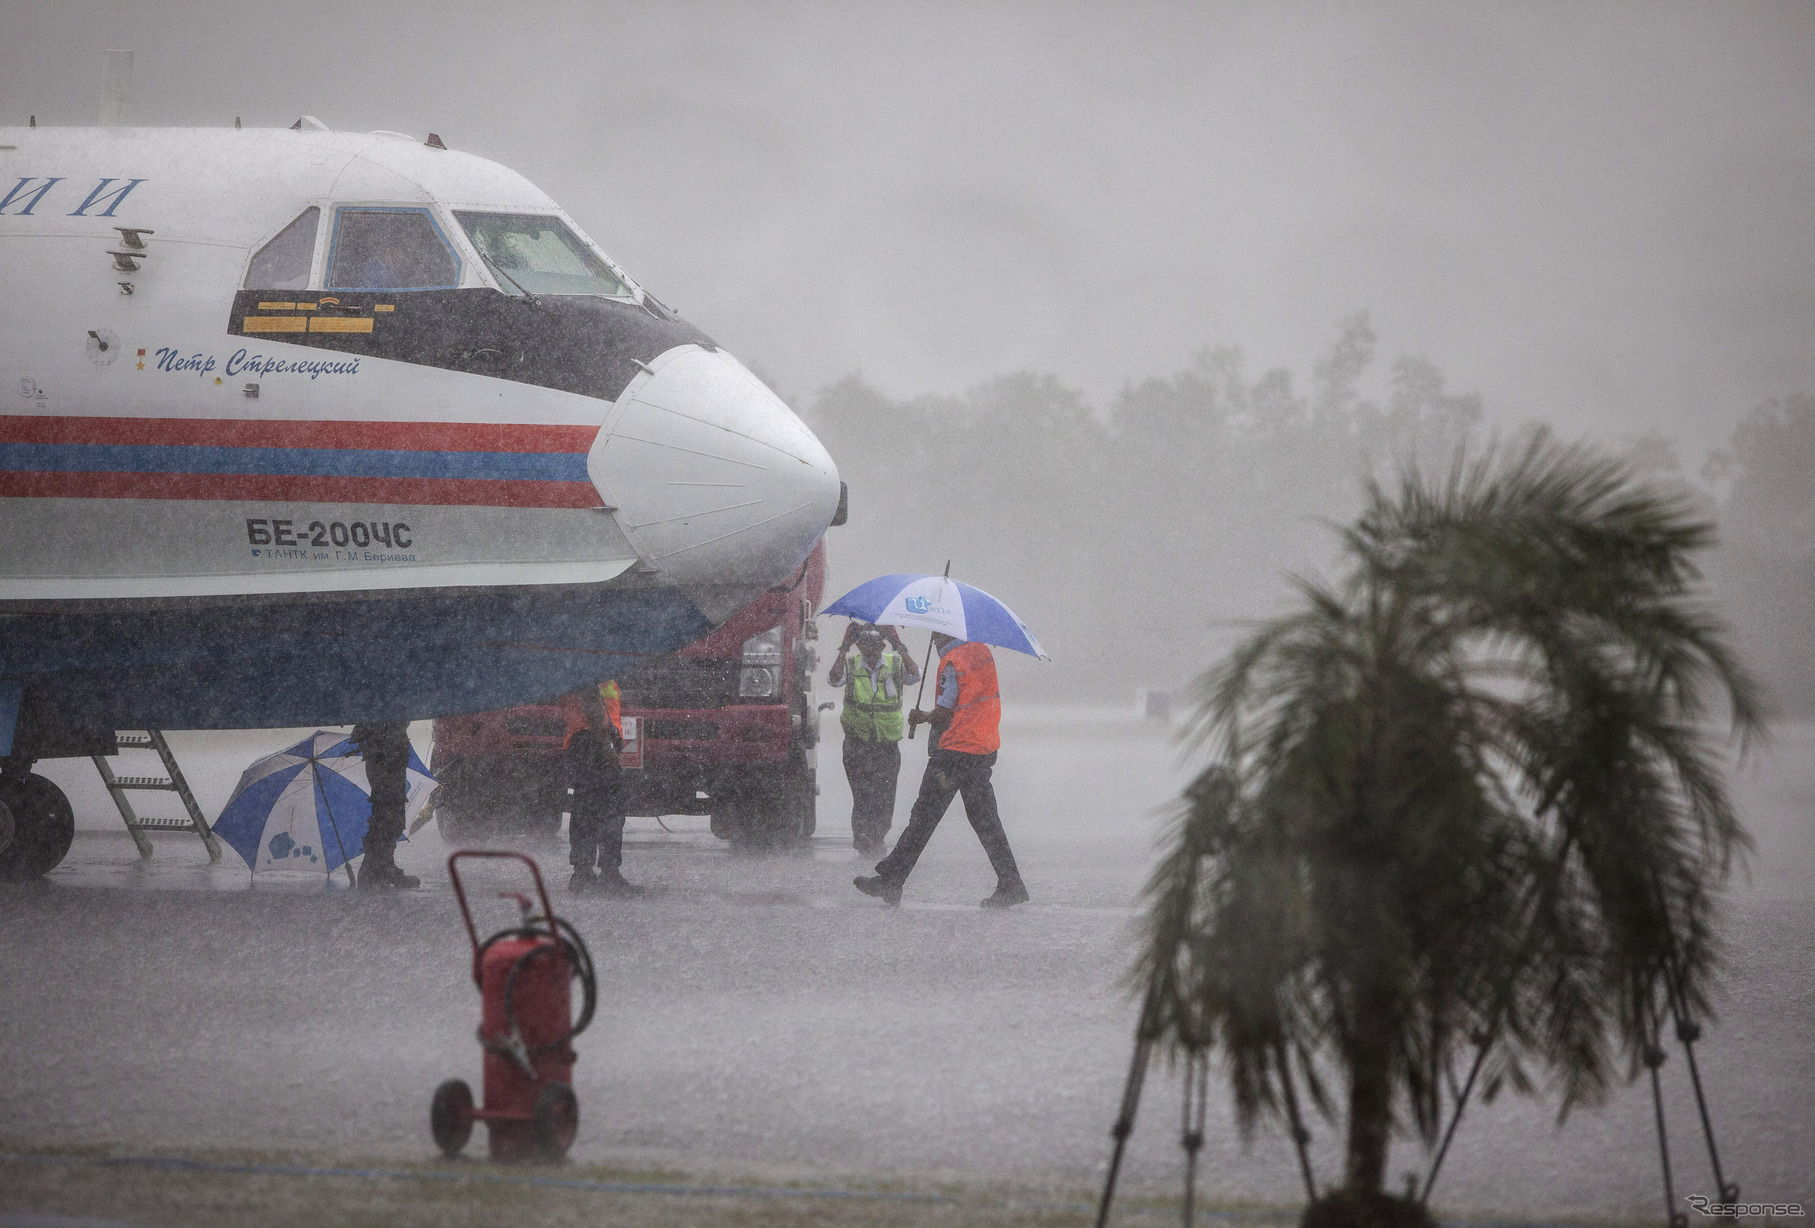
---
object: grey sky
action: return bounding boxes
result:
[5,1,1812,453]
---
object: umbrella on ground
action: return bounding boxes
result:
[822,568,1049,659]
[214,731,435,885]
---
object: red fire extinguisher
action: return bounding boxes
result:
[431,850,598,1162]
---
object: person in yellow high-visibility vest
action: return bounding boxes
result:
[827,622,920,854]
[557,679,640,896]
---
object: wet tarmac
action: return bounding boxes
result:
[1,710,1811,1221]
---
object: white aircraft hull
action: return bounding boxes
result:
[0,125,841,747]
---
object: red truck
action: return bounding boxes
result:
[429,540,828,848]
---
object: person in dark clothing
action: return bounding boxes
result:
[350,721,419,889]
[558,679,640,896]
[855,632,1028,909]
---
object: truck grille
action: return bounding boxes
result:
[619,660,740,709]
[644,719,720,741]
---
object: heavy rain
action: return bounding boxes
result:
[1,5,1812,1227]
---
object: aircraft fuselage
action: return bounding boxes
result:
[0,125,841,754]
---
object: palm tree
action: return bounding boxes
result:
[1126,433,1764,1223]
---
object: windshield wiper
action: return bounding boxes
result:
[482,257,538,302]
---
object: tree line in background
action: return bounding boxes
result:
[798,314,1815,715]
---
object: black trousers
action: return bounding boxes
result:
[351,721,409,864]
[874,749,1022,888]
[842,737,902,846]
[566,730,625,871]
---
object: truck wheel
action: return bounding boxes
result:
[434,797,479,846]
[723,772,813,851]
[430,1078,475,1158]
[431,755,475,844]
[433,758,564,845]
[716,788,776,852]
[519,776,568,839]
[532,1082,580,1160]
[0,774,76,880]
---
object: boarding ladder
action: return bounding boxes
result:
[93,730,223,863]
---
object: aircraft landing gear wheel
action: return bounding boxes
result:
[532,1082,579,1161]
[0,774,75,881]
[430,1078,475,1158]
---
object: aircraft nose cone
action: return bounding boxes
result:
[589,344,841,620]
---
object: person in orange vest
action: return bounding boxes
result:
[557,678,641,896]
[854,632,1029,908]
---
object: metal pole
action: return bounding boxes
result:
[1275,1041,1319,1203]
[1659,956,1737,1203]
[1181,1051,1208,1228]
[1419,1034,1491,1205]
[1645,993,1688,1228]
[1095,1032,1153,1228]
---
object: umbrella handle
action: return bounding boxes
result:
[309,759,358,888]
[906,635,935,741]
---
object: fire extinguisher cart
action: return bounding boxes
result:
[432,850,597,1162]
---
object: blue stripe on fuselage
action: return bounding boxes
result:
[0,442,591,482]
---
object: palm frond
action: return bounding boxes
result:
[1128,429,1758,1195]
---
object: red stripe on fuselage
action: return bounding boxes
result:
[0,416,599,454]
[0,471,605,507]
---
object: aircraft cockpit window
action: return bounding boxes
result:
[326,207,462,291]
[454,212,631,297]
[243,207,320,290]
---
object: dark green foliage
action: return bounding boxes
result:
[1132,432,1764,1197]
[802,313,1485,699]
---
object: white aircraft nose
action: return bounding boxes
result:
[588,344,841,620]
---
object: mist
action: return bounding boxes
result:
[8,1,1810,704]
[5,1,1813,453]
[3,4,1813,1222]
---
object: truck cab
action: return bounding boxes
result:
[430,539,827,847]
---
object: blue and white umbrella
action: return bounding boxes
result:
[823,573,1049,659]
[214,731,435,883]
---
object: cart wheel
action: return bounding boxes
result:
[532,1082,579,1161]
[430,1078,475,1158]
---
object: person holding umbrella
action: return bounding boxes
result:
[824,569,1043,910]
[828,621,920,855]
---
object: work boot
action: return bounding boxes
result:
[980,880,1029,909]
[568,867,598,893]
[853,874,902,906]
[357,859,420,890]
[596,866,646,898]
